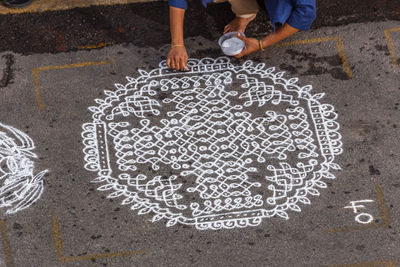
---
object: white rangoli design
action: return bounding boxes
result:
[82,57,342,230]
[0,123,47,214]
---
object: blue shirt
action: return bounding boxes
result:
[168,0,316,31]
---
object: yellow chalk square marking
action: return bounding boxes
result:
[32,60,114,111]
[384,28,400,67]
[275,35,353,79]
[52,214,145,263]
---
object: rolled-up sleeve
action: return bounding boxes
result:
[168,0,188,10]
[287,0,316,31]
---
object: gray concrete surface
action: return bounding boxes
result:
[0,20,399,267]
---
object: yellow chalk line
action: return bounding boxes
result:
[0,219,15,267]
[276,36,335,46]
[276,36,353,79]
[52,213,145,263]
[0,0,166,15]
[77,43,114,50]
[51,213,65,262]
[32,60,112,111]
[384,28,400,67]
[376,185,392,226]
[333,36,353,79]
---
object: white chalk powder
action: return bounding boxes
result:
[222,37,242,48]
[218,33,245,56]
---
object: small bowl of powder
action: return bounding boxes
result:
[218,31,246,56]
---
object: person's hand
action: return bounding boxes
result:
[234,33,262,58]
[167,45,188,71]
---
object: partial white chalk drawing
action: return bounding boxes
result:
[82,57,342,230]
[344,200,374,224]
[0,123,47,214]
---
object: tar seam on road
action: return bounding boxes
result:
[0,219,15,267]
[384,28,400,67]
[324,185,391,233]
[52,213,145,263]
[32,60,113,111]
[275,35,353,79]
[0,54,15,88]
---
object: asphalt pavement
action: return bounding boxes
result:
[0,1,399,267]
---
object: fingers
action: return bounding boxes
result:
[235,33,247,58]
[172,58,179,71]
[223,25,230,34]
[184,55,189,70]
[166,57,171,68]
[167,55,177,70]
[236,32,247,42]
[178,59,184,71]
[180,57,186,71]
[170,57,188,71]
[180,57,189,71]
[171,59,178,71]
[234,51,244,59]
[167,47,188,71]
[174,58,181,71]
[234,47,248,58]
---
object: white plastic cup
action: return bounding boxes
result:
[218,31,246,56]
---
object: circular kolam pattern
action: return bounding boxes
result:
[82,57,342,230]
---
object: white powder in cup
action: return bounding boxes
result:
[222,37,243,49]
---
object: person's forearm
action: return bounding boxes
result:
[261,23,299,48]
[169,6,185,45]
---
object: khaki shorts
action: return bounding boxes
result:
[213,0,259,18]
